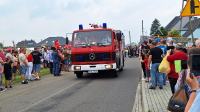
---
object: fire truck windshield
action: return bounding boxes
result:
[73,30,112,47]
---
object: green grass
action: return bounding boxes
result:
[2,68,50,85]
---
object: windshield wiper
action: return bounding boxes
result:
[76,43,88,47]
[97,43,108,47]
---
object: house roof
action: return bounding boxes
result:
[182,18,200,37]
[165,16,180,31]
[16,40,37,48]
[37,37,66,47]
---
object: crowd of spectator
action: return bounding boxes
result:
[139,37,200,111]
[0,46,71,92]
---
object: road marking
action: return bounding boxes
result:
[18,81,81,112]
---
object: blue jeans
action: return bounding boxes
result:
[162,73,167,85]
[33,64,41,73]
[20,65,28,76]
[53,62,60,76]
[150,63,163,87]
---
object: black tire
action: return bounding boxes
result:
[111,70,118,77]
[119,67,123,72]
[75,72,83,78]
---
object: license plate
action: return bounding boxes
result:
[88,70,98,73]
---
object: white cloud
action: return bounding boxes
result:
[0,0,183,46]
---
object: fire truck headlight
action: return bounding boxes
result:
[74,66,81,70]
[105,64,113,69]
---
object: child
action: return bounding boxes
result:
[4,57,13,88]
[144,54,150,82]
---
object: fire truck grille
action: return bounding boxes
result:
[72,52,115,62]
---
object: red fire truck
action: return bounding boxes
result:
[66,23,125,78]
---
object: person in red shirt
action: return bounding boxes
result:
[26,51,33,80]
[166,43,188,94]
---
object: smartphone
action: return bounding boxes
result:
[190,54,200,76]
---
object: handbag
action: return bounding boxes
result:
[159,55,170,74]
[167,70,189,112]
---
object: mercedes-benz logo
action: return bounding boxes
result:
[89,53,95,60]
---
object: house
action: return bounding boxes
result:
[182,18,200,38]
[16,40,37,48]
[165,16,190,32]
[165,16,200,38]
[37,37,66,47]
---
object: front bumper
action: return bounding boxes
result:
[71,63,116,71]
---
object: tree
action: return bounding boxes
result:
[0,42,3,48]
[168,29,181,37]
[160,27,168,37]
[150,19,161,36]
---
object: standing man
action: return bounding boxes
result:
[157,40,168,85]
[52,47,62,76]
[31,47,42,80]
[148,41,163,89]
[43,47,49,68]
[166,43,188,94]
[19,48,29,84]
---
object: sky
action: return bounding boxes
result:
[0,0,183,46]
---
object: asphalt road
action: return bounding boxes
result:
[0,58,141,112]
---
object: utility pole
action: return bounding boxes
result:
[129,30,131,45]
[142,20,144,36]
[189,17,195,46]
[179,0,185,37]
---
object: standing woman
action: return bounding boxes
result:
[4,57,13,88]
[26,49,33,80]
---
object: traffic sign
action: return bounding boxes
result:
[181,0,200,17]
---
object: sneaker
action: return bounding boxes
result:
[21,80,28,84]
[149,86,156,89]
[159,86,163,89]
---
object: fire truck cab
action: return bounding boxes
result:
[67,23,125,78]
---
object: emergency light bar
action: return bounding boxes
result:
[79,24,83,30]
[103,23,107,28]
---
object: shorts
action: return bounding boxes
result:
[13,66,17,73]
[20,65,28,75]
[33,64,41,73]
[4,71,12,80]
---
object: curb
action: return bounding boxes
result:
[132,81,143,112]
[141,80,149,112]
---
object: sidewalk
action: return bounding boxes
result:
[133,79,172,112]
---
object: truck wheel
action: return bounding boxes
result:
[75,72,83,78]
[111,70,118,78]
[119,67,123,72]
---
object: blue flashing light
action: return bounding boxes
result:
[79,24,83,30]
[103,23,107,28]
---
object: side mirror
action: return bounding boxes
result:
[66,37,69,44]
[116,33,122,41]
